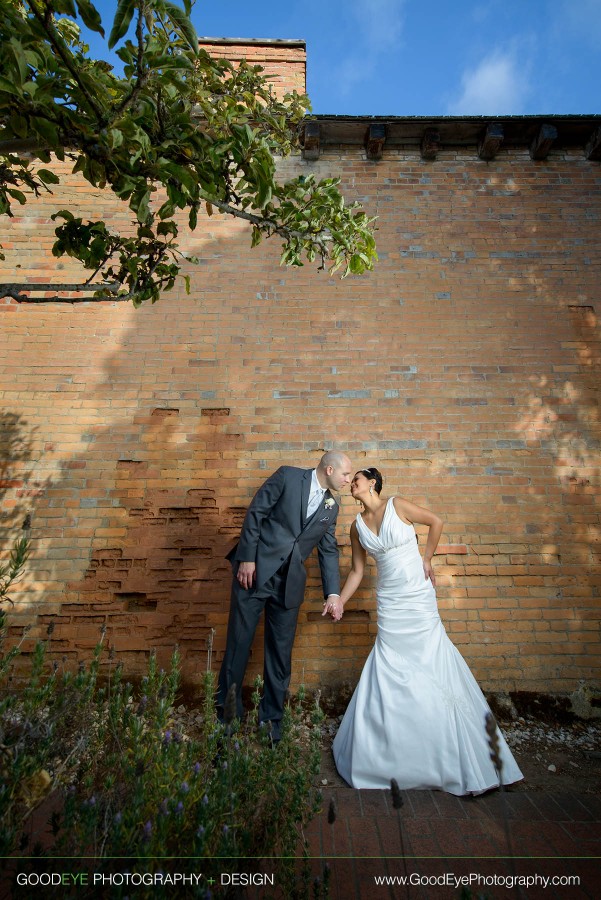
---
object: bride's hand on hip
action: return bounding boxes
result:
[423,559,436,587]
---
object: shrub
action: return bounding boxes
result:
[1,616,326,898]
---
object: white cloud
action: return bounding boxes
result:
[350,0,405,51]
[334,0,405,97]
[446,49,530,115]
[334,56,368,95]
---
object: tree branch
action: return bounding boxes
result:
[110,7,150,122]
[0,138,54,155]
[25,0,106,125]
[196,193,332,250]
[0,282,121,303]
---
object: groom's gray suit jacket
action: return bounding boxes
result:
[227,466,341,608]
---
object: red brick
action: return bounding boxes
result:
[0,42,599,697]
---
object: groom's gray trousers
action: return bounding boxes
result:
[217,558,299,738]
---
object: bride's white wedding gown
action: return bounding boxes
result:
[332,498,523,795]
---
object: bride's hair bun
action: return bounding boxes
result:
[359,467,383,495]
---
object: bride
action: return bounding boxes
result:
[324,467,523,795]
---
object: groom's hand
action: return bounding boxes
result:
[237,561,256,590]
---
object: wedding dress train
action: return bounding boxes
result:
[332,498,523,795]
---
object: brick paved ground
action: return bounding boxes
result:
[300,786,600,900]
[2,784,598,899]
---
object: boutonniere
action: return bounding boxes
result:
[324,498,335,509]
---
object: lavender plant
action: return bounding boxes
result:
[1,615,326,898]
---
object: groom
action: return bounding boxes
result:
[217,451,352,740]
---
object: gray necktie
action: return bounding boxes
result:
[306,488,324,519]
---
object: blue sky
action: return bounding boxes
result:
[86,0,601,116]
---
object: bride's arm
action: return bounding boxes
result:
[393,496,443,585]
[323,521,366,621]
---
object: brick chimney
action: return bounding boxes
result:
[198,37,306,98]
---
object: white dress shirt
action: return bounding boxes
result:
[306,469,326,519]
[307,470,340,599]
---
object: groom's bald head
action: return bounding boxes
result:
[317,451,352,493]
[319,450,348,470]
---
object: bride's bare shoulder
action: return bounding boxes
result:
[392,496,413,524]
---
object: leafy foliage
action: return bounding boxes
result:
[0,533,29,607]
[1,613,328,896]
[0,0,377,304]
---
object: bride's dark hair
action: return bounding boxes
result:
[358,467,383,495]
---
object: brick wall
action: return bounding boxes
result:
[1,46,600,703]
[199,38,306,97]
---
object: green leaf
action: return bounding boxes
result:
[161,161,197,194]
[157,199,176,219]
[162,1,198,52]
[8,39,28,85]
[349,255,364,274]
[109,128,124,149]
[6,189,26,204]
[58,0,78,16]
[31,117,60,148]
[145,53,195,71]
[37,169,61,185]
[135,189,151,223]
[157,221,178,237]
[0,75,18,95]
[51,209,75,222]
[8,114,28,139]
[108,0,136,48]
[75,0,105,36]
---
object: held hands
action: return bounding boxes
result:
[322,595,344,621]
[237,561,256,590]
[423,558,436,587]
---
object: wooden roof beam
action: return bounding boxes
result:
[365,123,386,160]
[302,122,320,160]
[420,129,440,161]
[530,123,558,160]
[478,123,504,161]
[585,125,601,161]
